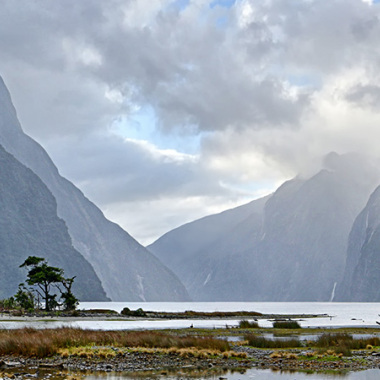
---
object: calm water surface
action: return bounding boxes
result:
[83,368,380,379]
[1,302,380,330]
[79,302,380,329]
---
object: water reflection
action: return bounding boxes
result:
[79,368,380,379]
[84,368,380,379]
[0,319,242,330]
[3,367,380,380]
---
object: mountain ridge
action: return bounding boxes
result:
[0,143,108,300]
[0,75,189,301]
[149,152,379,301]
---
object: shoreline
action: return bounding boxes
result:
[1,311,380,377]
[0,309,328,322]
[1,344,379,376]
[0,326,380,376]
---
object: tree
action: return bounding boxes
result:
[14,283,35,310]
[19,256,77,311]
[59,276,78,311]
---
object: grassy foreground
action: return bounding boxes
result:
[1,326,380,374]
[0,327,231,358]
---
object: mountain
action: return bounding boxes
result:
[253,152,379,301]
[149,152,379,301]
[148,196,269,300]
[0,76,189,301]
[0,144,107,300]
[336,185,380,301]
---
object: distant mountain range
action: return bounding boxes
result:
[0,76,189,301]
[3,73,380,303]
[149,152,380,301]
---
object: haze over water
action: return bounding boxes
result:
[1,302,378,331]
[80,302,380,327]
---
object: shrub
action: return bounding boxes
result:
[85,309,118,314]
[272,320,301,329]
[239,320,259,329]
[121,307,146,317]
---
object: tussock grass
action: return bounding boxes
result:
[316,333,380,350]
[60,346,244,360]
[0,327,230,358]
[314,333,380,356]
[244,334,302,349]
[269,352,283,359]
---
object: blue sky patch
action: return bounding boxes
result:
[113,106,202,155]
[170,0,190,11]
[210,0,236,9]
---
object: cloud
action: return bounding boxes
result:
[1,0,380,243]
[345,84,380,109]
[51,132,215,205]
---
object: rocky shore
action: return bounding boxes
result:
[1,343,380,379]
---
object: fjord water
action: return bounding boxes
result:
[2,302,380,330]
[78,302,380,329]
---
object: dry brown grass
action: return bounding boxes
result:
[0,327,230,358]
[58,345,243,361]
[244,334,301,349]
[284,353,298,360]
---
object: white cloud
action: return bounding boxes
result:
[1,0,380,243]
[62,38,103,68]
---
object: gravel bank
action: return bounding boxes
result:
[1,344,380,379]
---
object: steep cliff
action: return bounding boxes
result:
[150,152,379,301]
[337,185,380,301]
[0,76,189,301]
[0,144,107,300]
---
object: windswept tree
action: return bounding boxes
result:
[19,256,78,311]
[59,276,79,311]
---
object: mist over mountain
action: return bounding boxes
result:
[0,144,107,300]
[149,152,380,301]
[0,76,189,302]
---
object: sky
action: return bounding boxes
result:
[1,0,380,245]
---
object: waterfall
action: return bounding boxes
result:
[329,282,337,302]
